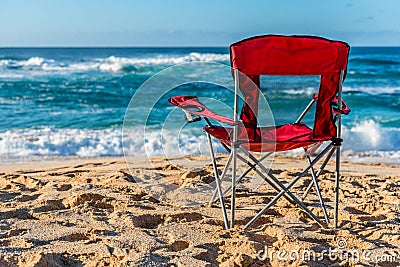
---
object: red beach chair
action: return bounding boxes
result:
[169,35,350,229]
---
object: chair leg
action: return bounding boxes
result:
[302,146,336,201]
[231,145,237,227]
[206,133,230,229]
[334,145,341,228]
[209,152,233,204]
[242,144,333,229]
[306,155,330,225]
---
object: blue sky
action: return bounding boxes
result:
[1,0,400,46]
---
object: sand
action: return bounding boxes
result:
[0,155,399,266]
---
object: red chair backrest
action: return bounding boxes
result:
[230,35,350,140]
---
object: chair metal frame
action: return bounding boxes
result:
[204,69,345,229]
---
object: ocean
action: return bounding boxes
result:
[0,47,399,164]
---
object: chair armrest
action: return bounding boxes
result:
[312,94,351,115]
[168,95,239,126]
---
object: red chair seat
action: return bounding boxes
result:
[204,123,329,152]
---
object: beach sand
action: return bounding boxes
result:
[0,155,399,266]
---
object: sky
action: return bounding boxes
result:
[1,0,400,46]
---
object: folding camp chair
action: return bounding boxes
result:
[169,35,350,230]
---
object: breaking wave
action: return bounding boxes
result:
[0,53,230,75]
[0,121,398,164]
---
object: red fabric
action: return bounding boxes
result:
[313,94,351,115]
[204,123,326,152]
[238,74,260,140]
[168,95,238,126]
[230,35,350,141]
[230,35,349,75]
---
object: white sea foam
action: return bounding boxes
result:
[0,97,23,104]
[0,127,222,161]
[280,87,316,95]
[0,128,123,159]
[123,127,220,157]
[0,53,230,76]
[83,53,229,72]
[0,59,11,67]
[0,73,24,79]
[268,119,400,164]
[21,57,47,66]
[268,86,400,95]
[343,86,400,94]
[342,119,400,151]
[0,122,398,164]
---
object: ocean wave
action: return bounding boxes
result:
[21,57,48,66]
[342,119,400,151]
[0,127,222,160]
[0,57,54,68]
[279,87,316,95]
[0,97,24,104]
[0,121,398,163]
[0,127,123,158]
[0,73,24,79]
[265,86,400,95]
[342,86,400,95]
[350,58,400,65]
[0,53,230,75]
